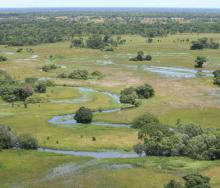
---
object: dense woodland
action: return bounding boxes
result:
[1,9,220,46]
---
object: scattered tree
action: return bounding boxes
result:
[74,107,93,124]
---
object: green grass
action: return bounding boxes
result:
[1,33,220,187]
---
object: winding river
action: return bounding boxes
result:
[41,86,138,158]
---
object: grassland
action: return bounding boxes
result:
[1,33,220,187]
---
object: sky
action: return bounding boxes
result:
[0,0,220,9]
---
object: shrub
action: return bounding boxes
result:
[135,84,154,99]
[133,143,145,157]
[120,87,138,105]
[164,180,183,188]
[214,77,220,86]
[68,70,89,80]
[34,82,47,93]
[194,56,206,68]
[91,71,103,79]
[42,64,59,72]
[0,126,17,149]
[0,56,7,62]
[130,51,152,61]
[74,107,93,124]
[18,134,38,150]
[213,70,220,78]
[183,174,211,188]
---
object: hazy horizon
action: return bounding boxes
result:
[1,0,220,9]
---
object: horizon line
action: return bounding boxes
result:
[1,7,220,9]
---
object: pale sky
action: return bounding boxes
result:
[0,0,220,9]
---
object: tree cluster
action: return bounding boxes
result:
[213,70,220,86]
[0,126,38,150]
[191,38,219,50]
[130,51,152,61]
[120,84,154,105]
[165,174,211,188]
[133,113,220,160]
[57,70,103,80]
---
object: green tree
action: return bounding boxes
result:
[74,107,93,124]
[183,174,211,188]
[18,134,38,150]
[194,56,207,68]
[164,180,183,188]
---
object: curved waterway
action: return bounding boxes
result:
[48,87,130,127]
[38,148,138,158]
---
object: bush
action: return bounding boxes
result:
[120,87,138,105]
[213,70,220,78]
[164,180,183,188]
[18,134,38,150]
[87,35,105,49]
[74,107,93,124]
[91,71,103,79]
[0,126,17,149]
[68,70,89,80]
[194,56,206,68]
[34,82,47,93]
[214,77,220,86]
[0,56,7,62]
[135,84,155,99]
[191,37,219,50]
[183,174,211,188]
[120,84,155,105]
[42,64,60,72]
[130,51,152,61]
[132,113,159,129]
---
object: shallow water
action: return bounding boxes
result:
[48,86,126,127]
[96,59,114,65]
[124,64,213,78]
[38,148,138,158]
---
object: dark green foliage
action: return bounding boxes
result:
[191,38,219,50]
[0,56,7,62]
[120,87,138,105]
[134,112,220,160]
[0,126,17,149]
[147,38,153,43]
[42,64,60,72]
[194,56,206,68]
[68,70,89,80]
[71,38,84,48]
[74,107,93,124]
[213,77,220,86]
[213,70,220,86]
[213,70,220,78]
[132,113,159,129]
[16,48,23,53]
[86,35,105,49]
[34,82,47,93]
[135,84,155,99]
[120,84,155,105]
[91,71,103,79]
[18,134,38,150]
[133,143,145,157]
[164,180,183,188]
[183,174,211,188]
[130,51,152,61]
